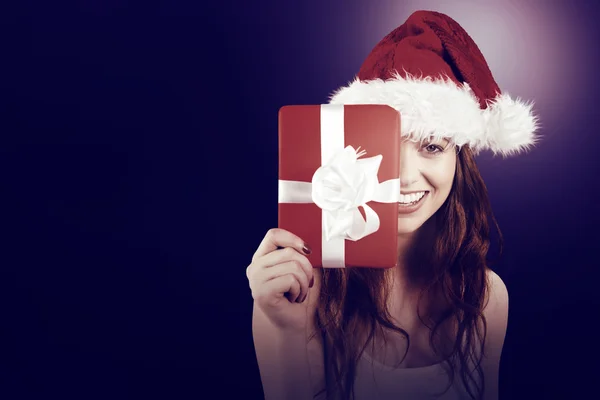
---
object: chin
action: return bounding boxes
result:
[397,218,426,236]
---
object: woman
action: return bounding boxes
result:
[247,10,538,400]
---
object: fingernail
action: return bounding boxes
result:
[309,277,314,288]
[302,243,312,255]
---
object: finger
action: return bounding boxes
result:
[252,228,312,262]
[247,248,314,295]
[257,274,302,304]
[255,247,314,284]
[283,275,302,303]
[251,260,310,302]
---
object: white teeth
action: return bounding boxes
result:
[399,191,426,204]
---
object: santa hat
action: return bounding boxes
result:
[328,10,539,156]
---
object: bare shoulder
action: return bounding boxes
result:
[484,269,509,317]
[479,271,509,399]
[483,269,509,353]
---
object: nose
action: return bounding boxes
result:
[399,142,420,188]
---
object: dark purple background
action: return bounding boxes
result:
[2,1,599,399]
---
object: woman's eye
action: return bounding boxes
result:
[424,144,443,153]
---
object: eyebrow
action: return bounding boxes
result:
[421,137,450,146]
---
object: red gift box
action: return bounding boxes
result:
[278,104,400,268]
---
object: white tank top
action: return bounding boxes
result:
[352,350,472,399]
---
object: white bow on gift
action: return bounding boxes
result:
[311,145,398,241]
[278,104,400,268]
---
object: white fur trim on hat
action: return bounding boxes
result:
[328,72,539,156]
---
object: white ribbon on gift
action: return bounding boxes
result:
[278,104,400,268]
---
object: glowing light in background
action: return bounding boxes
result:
[360,2,578,104]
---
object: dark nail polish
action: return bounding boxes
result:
[302,244,312,255]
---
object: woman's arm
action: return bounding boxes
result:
[252,269,325,400]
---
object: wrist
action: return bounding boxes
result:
[268,317,309,337]
[272,327,309,351]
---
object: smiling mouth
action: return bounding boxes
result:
[398,191,428,207]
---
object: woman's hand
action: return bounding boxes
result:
[247,228,315,332]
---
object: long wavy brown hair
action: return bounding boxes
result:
[311,145,503,400]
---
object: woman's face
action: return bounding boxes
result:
[397,137,457,236]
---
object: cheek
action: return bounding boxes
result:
[430,157,456,194]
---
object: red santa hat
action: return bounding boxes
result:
[328,10,539,156]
